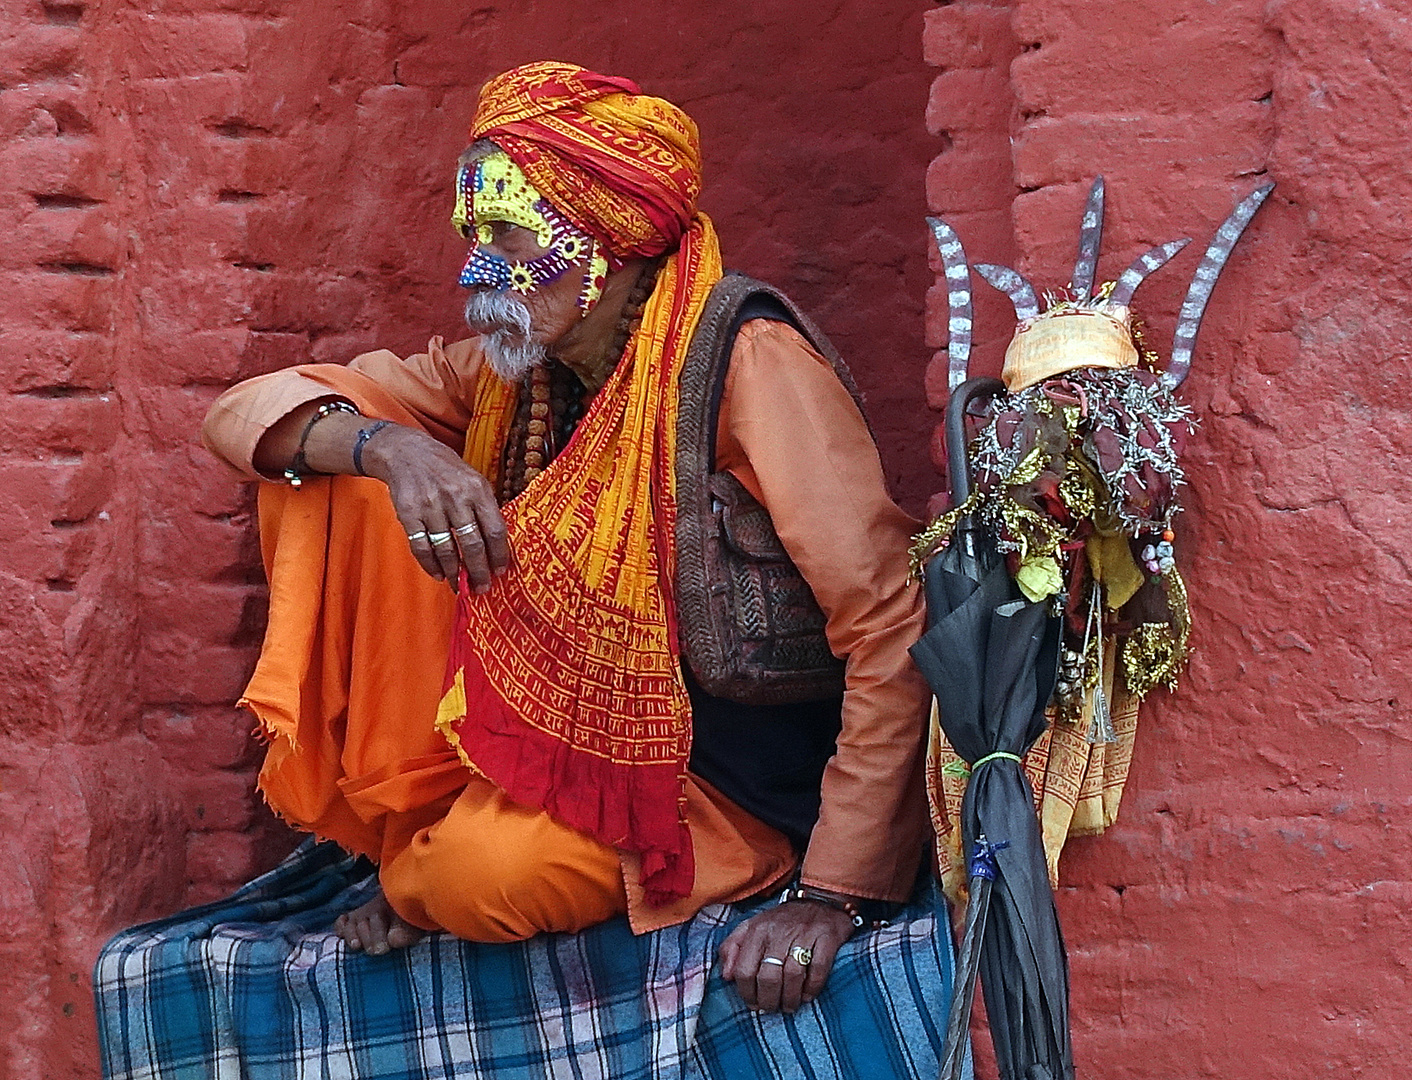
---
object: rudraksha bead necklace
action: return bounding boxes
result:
[496,260,662,502]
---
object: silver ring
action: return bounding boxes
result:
[788,945,813,967]
[760,956,785,968]
[427,531,454,545]
[406,531,428,543]
[453,522,480,537]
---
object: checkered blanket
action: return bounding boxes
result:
[96,840,963,1080]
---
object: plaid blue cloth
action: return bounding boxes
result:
[96,839,964,1080]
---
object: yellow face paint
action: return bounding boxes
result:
[451,151,555,249]
[451,149,609,313]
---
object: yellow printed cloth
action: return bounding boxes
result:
[928,640,1138,903]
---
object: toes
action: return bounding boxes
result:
[363,909,391,956]
[353,914,377,953]
[334,894,417,955]
[334,913,363,951]
[386,920,425,950]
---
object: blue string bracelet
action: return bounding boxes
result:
[352,419,392,477]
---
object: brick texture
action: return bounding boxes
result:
[921,0,1018,506]
[0,3,939,1076]
[926,2,1412,1077]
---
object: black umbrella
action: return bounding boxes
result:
[910,376,1071,1080]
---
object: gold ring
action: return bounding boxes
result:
[788,945,813,967]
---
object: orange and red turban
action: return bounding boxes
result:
[469,61,703,260]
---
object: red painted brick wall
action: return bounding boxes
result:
[8,0,1406,1076]
[926,2,1412,1077]
[0,3,937,1075]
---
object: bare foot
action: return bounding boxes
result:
[334,889,426,955]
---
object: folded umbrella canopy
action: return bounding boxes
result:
[910,375,1069,1080]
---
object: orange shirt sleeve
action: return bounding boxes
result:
[201,337,486,479]
[714,319,932,903]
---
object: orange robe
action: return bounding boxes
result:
[205,321,931,938]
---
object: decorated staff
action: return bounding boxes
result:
[921,178,1273,737]
[912,178,1274,1080]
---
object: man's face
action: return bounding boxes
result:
[455,150,607,381]
[466,219,589,346]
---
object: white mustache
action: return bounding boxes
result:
[463,290,544,382]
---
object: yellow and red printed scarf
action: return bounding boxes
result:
[436,63,721,904]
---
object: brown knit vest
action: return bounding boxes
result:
[674,274,871,705]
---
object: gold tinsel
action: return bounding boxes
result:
[909,445,1071,580]
[1057,461,1098,522]
[908,488,982,578]
[1119,569,1193,699]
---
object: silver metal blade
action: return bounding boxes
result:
[975,263,1041,321]
[1071,176,1105,302]
[928,217,974,392]
[1164,182,1275,389]
[1108,238,1191,306]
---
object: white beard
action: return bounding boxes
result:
[463,289,546,382]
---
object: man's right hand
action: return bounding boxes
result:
[359,423,510,591]
[251,400,511,592]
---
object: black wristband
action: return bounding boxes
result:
[778,883,892,930]
[284,399,358,488]
[352,420,392,477]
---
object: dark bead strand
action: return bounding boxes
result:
[497,378,535,501]
[551,362,587,446]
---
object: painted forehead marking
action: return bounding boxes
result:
[451,150,609,312]
[450,150,554,249]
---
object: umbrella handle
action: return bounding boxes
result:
[945,377,1005,508]
[939,873,993,1080]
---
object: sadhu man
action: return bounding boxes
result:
[202,62,931,1015]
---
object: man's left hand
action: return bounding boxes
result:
[718,900,856,1014]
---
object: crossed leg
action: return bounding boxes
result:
[336,773,628,949]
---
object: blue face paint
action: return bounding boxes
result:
[456,211,584,293]
[454,160,608,311]
[459,244,515,291]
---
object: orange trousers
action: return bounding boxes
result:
[377,774,628,942]
[241,430,793,942]
[242,469,629,943]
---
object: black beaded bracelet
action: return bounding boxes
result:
[778,884,890,930]
[352,420,392,477]
[284,400,359,488]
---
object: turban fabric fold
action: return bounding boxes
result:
[439,62,723,905]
